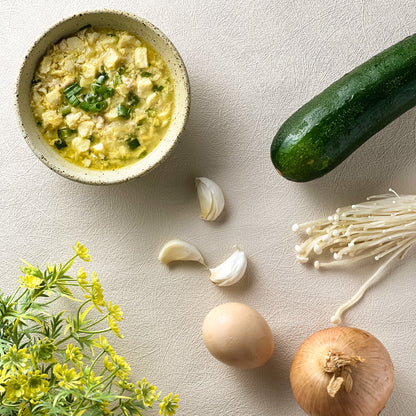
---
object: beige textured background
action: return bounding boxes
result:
[1,0,416,414]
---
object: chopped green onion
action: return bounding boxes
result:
[55,138,67,150]
[90,83,100,94]
[81,101,108,113]
[117,104,131,119]
[84,93,98,104]
[152,85,164,92]
[139,150,148,159]
[57,127,76,140]
[96,74,108,85]
[64,83,82,98]
[141,72,152,77]
[68,95,80,107]
[118,66,126,75]
[127,137,140,150]
[137,119,145,126]
[90,83,113,99]
[60,105,71,116]
[101,86,114,99]
[64,83,82,108]
[89,101,108,113]
[113,74,122,87]
[80,101,90,111]
[128,92,140,107]
[31,79,41,85]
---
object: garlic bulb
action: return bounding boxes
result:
[195,177,225,221]
[209,248,247,286]
[290,327,394,416]
[158,240,205,265]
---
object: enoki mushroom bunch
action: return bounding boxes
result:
[292,190,416,324]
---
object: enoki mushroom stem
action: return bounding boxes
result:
[323,351,365,397]
[293,190,416,324]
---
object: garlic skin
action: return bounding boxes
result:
[158,240,205,265]
[195,177,225,221]
[209,248,247,286]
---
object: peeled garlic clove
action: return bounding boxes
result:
[158,240,205,265]
[195,177,225,221]
[209,248,247,286]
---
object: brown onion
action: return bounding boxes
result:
[290,327,394,416]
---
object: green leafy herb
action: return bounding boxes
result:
[128,91,140,107]
[117,103,131,119]
[137,119,145,126]
[152,85,164,92]
[141,72,152,78]
[0,243,179,415]
[118,66,126,75]
[126,136,140,150]
[54,138,67,149]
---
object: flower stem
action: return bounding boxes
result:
[80,328,111,335]
[82,313,109,330]
[90,350,105,371]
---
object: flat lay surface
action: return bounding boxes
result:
[1,0,416,414]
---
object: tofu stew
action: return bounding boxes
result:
[30,26,174,170]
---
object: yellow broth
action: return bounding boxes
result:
[30,27,174,170]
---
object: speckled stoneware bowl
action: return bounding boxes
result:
[16,10,190,185]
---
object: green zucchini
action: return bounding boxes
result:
[271,34,416,182]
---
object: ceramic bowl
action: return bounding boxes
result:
[16,10,190,185]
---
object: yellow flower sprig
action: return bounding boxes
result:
[0,243,179,415]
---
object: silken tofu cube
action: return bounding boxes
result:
[134,47,148,68]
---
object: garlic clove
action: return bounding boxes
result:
[209,248,247,286]
[195,177,225,221]
[158,240,205,265]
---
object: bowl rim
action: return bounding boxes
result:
[15,9,190,185]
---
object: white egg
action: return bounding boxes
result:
[202,302,274,369]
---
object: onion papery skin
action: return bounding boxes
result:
[290,327,394,416]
